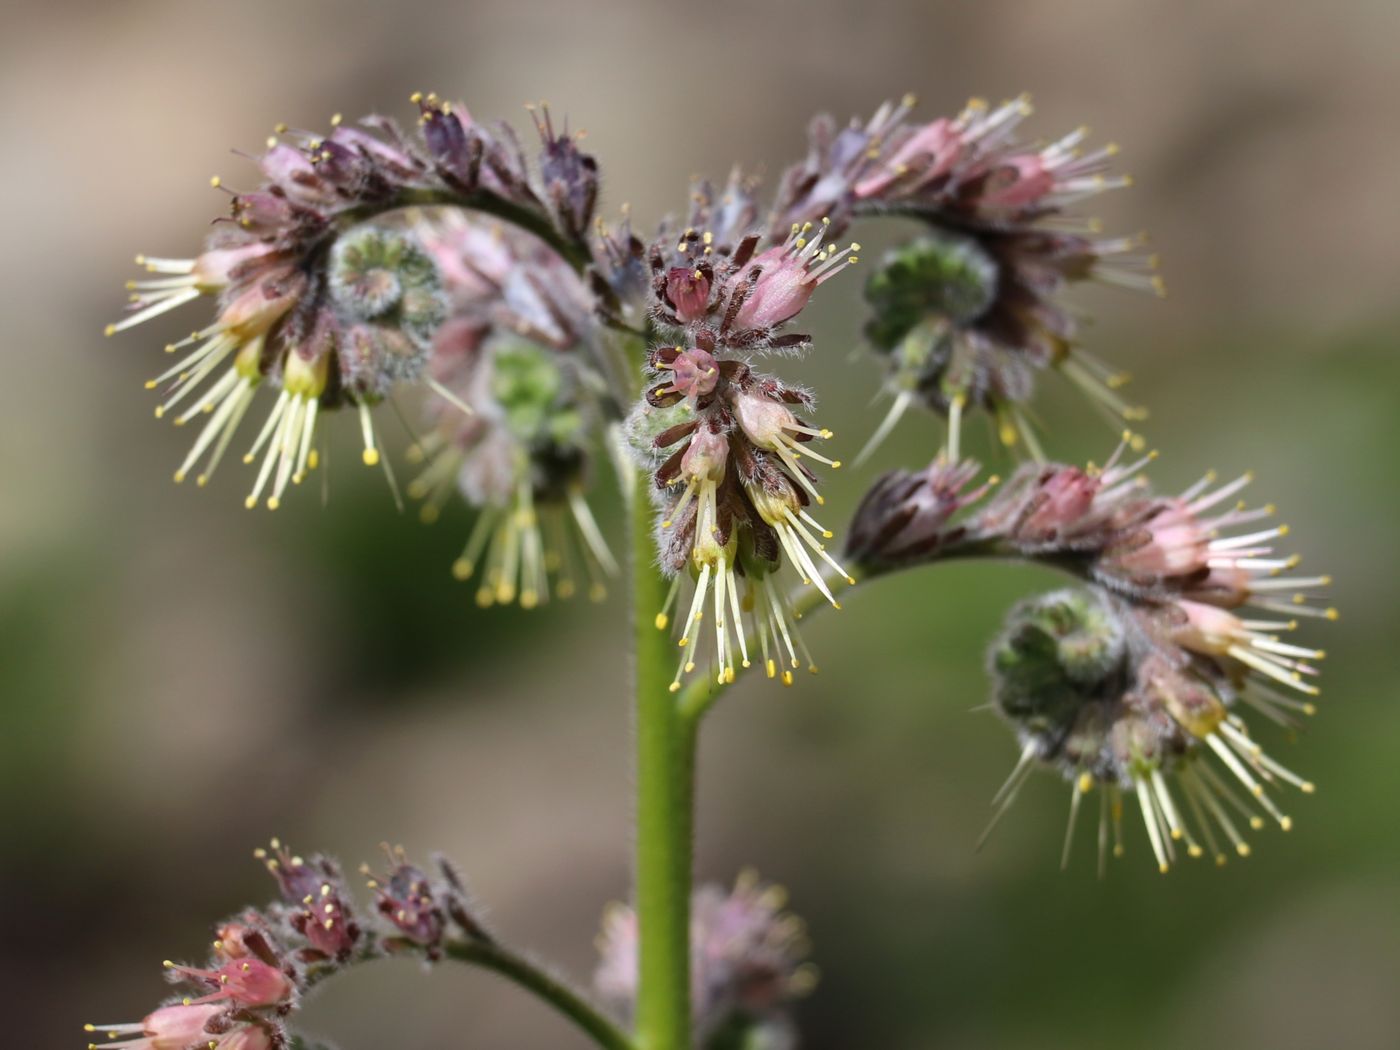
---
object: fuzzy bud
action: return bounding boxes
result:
[845,458,991,568]
[991,588,1128,749]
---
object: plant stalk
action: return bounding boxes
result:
[631,471,696,1050]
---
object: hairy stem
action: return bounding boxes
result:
[338,186,593,272]
[443,940,635,1050]
[632,470,696,1050]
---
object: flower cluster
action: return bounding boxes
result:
[765,94,1155,460]
[846,442,1331,871]
[83,840,477,1050]
[107,96,598,510]
[632,205,860,691]
[407,213,618,606]
[595,871,816,1046]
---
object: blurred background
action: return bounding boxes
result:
[3,1,1398,1047]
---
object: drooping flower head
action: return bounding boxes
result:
[765,94,1156,462]
[107,97,598,510]
[846,441,1331,871]
[594,871,816,1042]
[970,446,1331,871]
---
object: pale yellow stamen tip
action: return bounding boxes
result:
[1301,781,1316,794]
[451,559,473,581]
[830,460,843,469]
[1280,817,1293,831]
[1158,863,1170,875]
[362,448,380,467]
[267,497,280,510]
[1236,843,1251,857]
[668,682,681,693]
[655,612,669,630]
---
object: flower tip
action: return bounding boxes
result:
[266,497,280,510]
[362,448,381,467]
[104,323,117,337]
[1236,843,1252,857]
[1158,862,1170,875]
[654,612,669,630]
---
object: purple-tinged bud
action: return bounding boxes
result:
[83,1003,224,1050]
[413,93,481,191]
[1016,466,1100,539]
[363,845,450,950]
[665,267,711,322]
[259,143,323,202]
[845,458,993,568]
[532,104,599,241]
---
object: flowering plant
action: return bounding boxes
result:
[96,91,1331,1050]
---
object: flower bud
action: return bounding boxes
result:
[664,267,711,322]
[84,1003,224,1050]
[990,588,1127,744]
[845,457,991,568]
[362,845,454,951]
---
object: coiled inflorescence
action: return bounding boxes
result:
[847,441,1333,871]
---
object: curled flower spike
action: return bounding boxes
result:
[595,871,815,1042]
[957,442,1333,873]
[108,99,595,508]
[766,95,1155,462]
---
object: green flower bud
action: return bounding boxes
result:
[863,231,998,354]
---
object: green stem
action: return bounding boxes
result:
[632,470,696,1050]
[298,938,632,1050]
[442,940,635,1050]
[338,186,594,273]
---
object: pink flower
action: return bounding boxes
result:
[665,267,712,323]
[730,220,858,332]
[165,957,293,1009]
[83,1004,222,1050]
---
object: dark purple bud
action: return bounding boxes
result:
[533,105,599,242]
[414,93,481,191]
[845,458,992,567]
